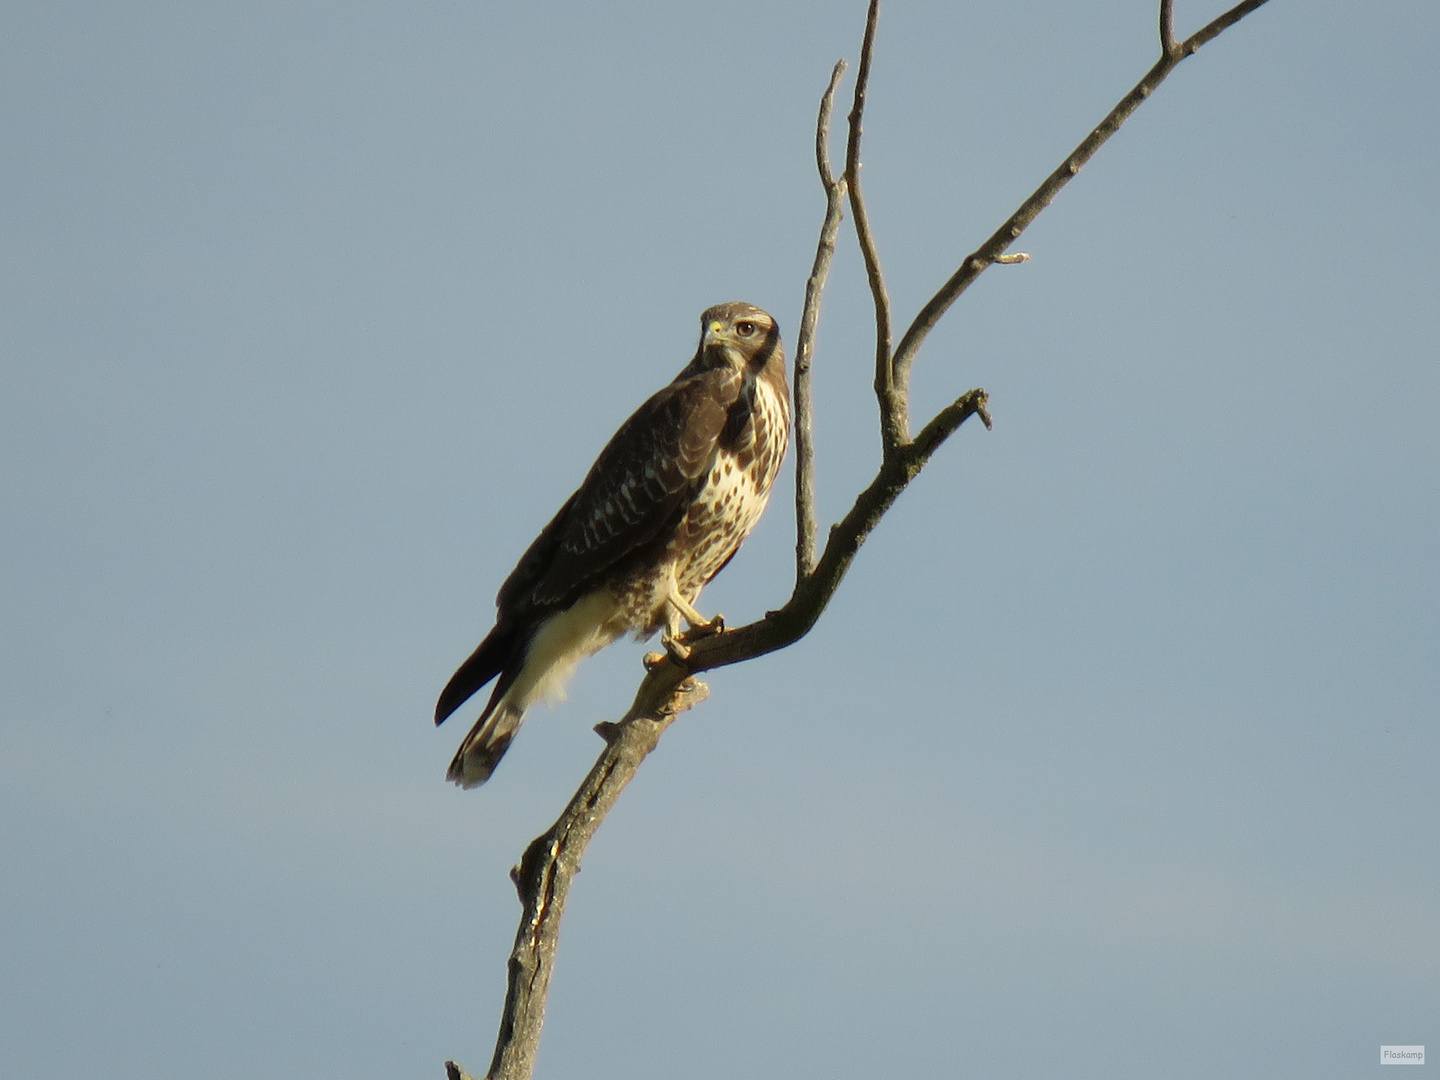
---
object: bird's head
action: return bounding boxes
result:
[695,302,781,373]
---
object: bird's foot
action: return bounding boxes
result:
[658,613,725,667]
[683,612,725,641]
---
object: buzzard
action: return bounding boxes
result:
[436,302,790,788]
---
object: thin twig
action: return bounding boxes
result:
[844,0,903,452]
[1160,0,1178,57]
[889,0,1274,414]
[1182,0,1271,54]
[816,60,846,196]
[793,59,849,582]
[912,388,993,462]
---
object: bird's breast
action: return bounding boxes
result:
[671,376,790,593]
[610,373,790,637]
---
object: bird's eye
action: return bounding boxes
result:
[735,321,757,337]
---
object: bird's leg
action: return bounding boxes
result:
[660,601,693,663]
[668,591,717,632]
[661,588,725,665]
[687,609,724,636]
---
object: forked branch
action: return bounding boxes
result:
[889,0,1275,413]
[453,2,1274,1076]
[1161,0,1179,56]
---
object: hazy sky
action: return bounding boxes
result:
[3,2,1436,1078]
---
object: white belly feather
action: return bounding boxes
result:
[504,589,626,713]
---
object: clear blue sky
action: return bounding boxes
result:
[2,2,1436,1078]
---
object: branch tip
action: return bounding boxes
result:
[794,51,853,582]
[845,0,902,449]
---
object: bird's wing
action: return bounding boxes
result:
[511,367,740,613]
[492,490,580,614]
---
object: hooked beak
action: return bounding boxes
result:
[702,319,741,364]
[702,320,730,348]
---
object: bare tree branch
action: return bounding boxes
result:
[912,387,993,463]
[462,674,710,1080]
[690,393,990,672]
[445,393,993,1080]
[457,3,1278,1076]
[793,60,849,582]
[844,0,903,452]
[889,0,1274,423]
[1183,0,1271,54]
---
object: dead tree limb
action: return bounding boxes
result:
[449,1,1274,1076]
[845,0,902,454]
[453,675,710,1080]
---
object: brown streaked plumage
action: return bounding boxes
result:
[436,302,790,788]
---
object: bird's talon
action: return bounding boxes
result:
[682,614,724,643]
[662,635,691,663]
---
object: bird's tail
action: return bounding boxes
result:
[436,623,512,728]
[446,697,525,789]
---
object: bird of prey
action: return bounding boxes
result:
[436,302,790,788]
